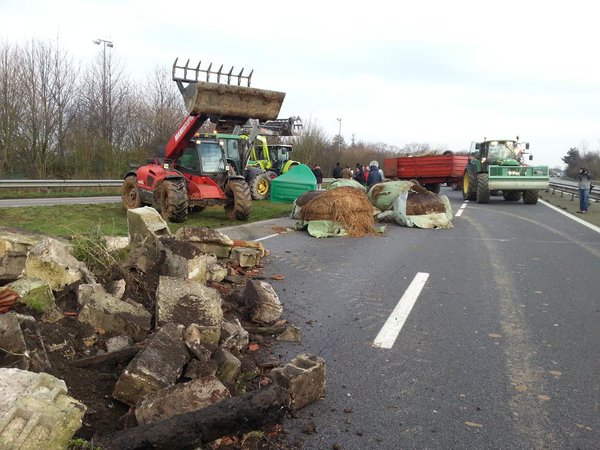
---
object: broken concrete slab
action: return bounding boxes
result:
[158,237,209,284]
[0,313,29,370]
[23,237,93,291]
[77,285,151,339]
[175,226,233,258]
[6,277,55,312]
[213,347,241,383]
[0,368,86,450]
[104,236,130,253]
[230,247,262,268]
[207,260,228,283]
[0,228,44,282]
[127,206,171,248]
[112,323,190,407]
[135,375,230,425]
[220,318,249,352]
[269,353,326,411]
[243,280,283,324]
[106,279,126,299]
[276,325,302,342]
[156,276,223,338]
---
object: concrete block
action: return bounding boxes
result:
[175,227,233,258]
[156,276,223,336]
[183,358,218,380]
[112,323,190,406]
[269,353,326,410]
[77,286,151,339]
[158,237,209,284]
[230,247,261,268]
[0,313,29,370]
[0,229,43,282]
[6,278,55,312]
[219,318,249,351]
[135,376,230,425]
[243,280,283,324]
[0,368,86,450]
[213,347,241,383]
[127,206,171,248]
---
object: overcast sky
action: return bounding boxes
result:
[2,0,599,167]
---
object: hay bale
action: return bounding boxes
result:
[300,187,374,237]
[406,184,446,215]
[295,190,323,207]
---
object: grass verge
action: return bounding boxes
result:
[0,200,293,237]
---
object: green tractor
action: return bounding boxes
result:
[463,138,549,204]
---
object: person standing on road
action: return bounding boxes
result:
[341,165,353,179]
[576,167,593,214]
[367,160,383,188]
[312,164,324,190]
[332,162,342,179]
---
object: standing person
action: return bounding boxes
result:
[341,165,353,179]
[332,162,342,179]
[367,160,383,187]
[353,163,363,184]
[576,167,593,213]
[312,164,324,190]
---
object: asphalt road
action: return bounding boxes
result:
[225,188,600,449]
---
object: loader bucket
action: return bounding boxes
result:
[181,81,285,121]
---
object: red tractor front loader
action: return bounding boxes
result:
[121,59,287,222]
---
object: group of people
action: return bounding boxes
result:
[332,161,384,188]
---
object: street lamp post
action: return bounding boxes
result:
[336,117,342,150]
[93,39,113,141]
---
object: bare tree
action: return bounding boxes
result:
[0,41,23,177]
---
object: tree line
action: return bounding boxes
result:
[562,147,600,179]
[0,38,456,181]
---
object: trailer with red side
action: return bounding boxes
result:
[383,154,469,193]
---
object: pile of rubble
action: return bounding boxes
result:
[0,206,325,449]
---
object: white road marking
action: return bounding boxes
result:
[253,233,280,242]
[455,209,464,217]
[373,272,429,349]
[539,200,600,234]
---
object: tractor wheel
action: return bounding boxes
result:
[121,175,142,210]
[160,179,188,223]
[523,190,539,204]
[250,172,272,200]
[503,191,521,201]
[225,179,252,220]
[476,173,490,203]
[463,170,476,200]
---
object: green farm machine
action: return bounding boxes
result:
[463,138,549,204]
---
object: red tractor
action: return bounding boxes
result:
[121,59,288,222]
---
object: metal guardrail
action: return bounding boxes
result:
[547,181,600,202]
[0,179,122,188]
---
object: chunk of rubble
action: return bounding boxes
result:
[230,247,262,268]
[183,358,218,379]
[158,237,209,284]
[106,279,126,299]
[276,325,302,342]
[219,318,249,351]
[243,280,283,324]
[6,277,55,312]
[213,347,241,383]
[127,206,171,248]
[0,228,44,282]
[175,226,233,258]
[156,276,223,342]
[23,237,92,290]
[0,368,86,450]
[135,375,230,425]
[0,313,29,370]
[112,323,190,406]
[77,284,151,339]
[207,257,228,283]
[106,335,134,353]
[269,353,326,410]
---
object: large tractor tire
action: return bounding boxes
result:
[503,191,521,201]
[160,179,188,223]
[476,173,490,203]
[250,172,272,200]
[463,170,476,200]
[523,190,539,204]
[121,175,142,210]
[225,179,251,220]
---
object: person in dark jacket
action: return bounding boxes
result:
[575,167,593,213]
[332,162,342,179]
[367,161,383,187]
[312,164,324,189]
[353,163,364,184]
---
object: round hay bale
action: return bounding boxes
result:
[406,184,446,215]
[300,186,374,236]
[295,190,324,207]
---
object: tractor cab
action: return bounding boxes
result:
[174,136,229,189]
[470,139,531,170]
[267,144,293,172]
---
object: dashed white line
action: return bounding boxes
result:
[253,233,280,242]
[373,272,429,349]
